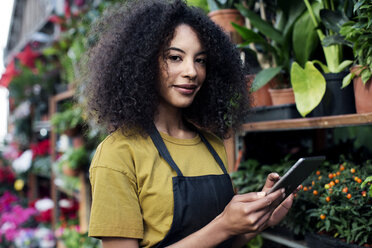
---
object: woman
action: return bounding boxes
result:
[82,0,294,247]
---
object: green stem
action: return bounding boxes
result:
[304,0,325,40]
[303,0,341,72]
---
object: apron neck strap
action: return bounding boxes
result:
[197,131,229,175]
[149,124,184,176]
[149,123,228,176]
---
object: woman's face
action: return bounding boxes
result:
[158,24,207,110]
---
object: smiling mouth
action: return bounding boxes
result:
[173,84,198,94]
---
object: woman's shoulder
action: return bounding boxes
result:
[90,129,150,172]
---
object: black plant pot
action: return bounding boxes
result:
[309,71,356,117]
[305,233,364,248]
[246,104,302,122]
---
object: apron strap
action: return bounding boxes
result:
[149,124,184,177]
[198,132,229,175]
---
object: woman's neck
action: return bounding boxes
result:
[154,102,196,139]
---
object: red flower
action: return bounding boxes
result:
[35,209,52,223]
[0,166,15,184]
[64,0,71,19]
[15,44,40,68]
[30,139,50,159]
[49,15,65,24]
[0,60,20,88]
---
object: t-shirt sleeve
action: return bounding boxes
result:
[88,165,144,239]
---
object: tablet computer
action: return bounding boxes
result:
[267,156,326,199]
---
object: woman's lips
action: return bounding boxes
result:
[173,84,197,95]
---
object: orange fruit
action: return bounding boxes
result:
[350,168,356,173]
[320,214,326,220]
[347,193,352,199]
[326,196,331,202]
[336,171,341,176]
[303,186,308,191]
[313,190,318,195]
[312,181,315,186]
[328,173,333,179]
[335,179,339,184]
[357,178,362,184]
[340,164,345,171]
[318,176,322,180]
[342,187,348,193]
[330,181,335,187]
[362,191,367,197]
[316,171,321,175]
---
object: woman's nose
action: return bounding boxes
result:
[182,59,197,79]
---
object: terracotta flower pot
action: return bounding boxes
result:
[351,66,372,114]
[246,74,272,107]
[268,88,295,106]
[62,163,79,177]
[208,9,244,43]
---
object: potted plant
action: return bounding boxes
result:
[51,105,84,137]
[207,0,245,43]
[233,0,307,106]
[339,0,372,114]
[290,0,355,117]
[283,159,372,247]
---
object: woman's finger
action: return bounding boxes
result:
[261,173,280,192]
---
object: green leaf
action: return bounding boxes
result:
[320,9,349,33]
[282,1,306,38]
[291,61,326,117]
[341,72,355,88]
[322,35,352,47]
[232,23,267,44]
[42,47,59,56]
[312,60,330,73]
[251,67,283,92]
[361,68,372,84]
[335,60,353,73]
[292,3,321,67]
[236,4,284,44]
[361,176,372,188]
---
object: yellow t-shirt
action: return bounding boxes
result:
[88,129,229,247]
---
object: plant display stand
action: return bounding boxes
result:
[225,113,372,247]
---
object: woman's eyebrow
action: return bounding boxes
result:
[166,47,206,56]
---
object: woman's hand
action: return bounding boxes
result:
[218,181,286,237]
[261,172,297,227]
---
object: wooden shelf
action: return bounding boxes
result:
[241,113,372,132]
[261,232,308,248]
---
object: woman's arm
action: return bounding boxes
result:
[101,173,294,248]
[102,237,139,248]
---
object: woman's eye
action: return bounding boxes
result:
[196,58,207,65]
[168,55,181,61]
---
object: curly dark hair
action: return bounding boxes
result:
[81,0,250,138]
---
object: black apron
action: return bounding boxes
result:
[149,126,235,248]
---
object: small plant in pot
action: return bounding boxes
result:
[233,0,307,106]
[207,0,246,43]
[339,0,372,114]
[290,0,355,117]
[283,159,372,247]
[57,147,90,177]
[51,105,84,136]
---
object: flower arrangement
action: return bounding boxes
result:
[283,159,372,246]
[0,192,56,247]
